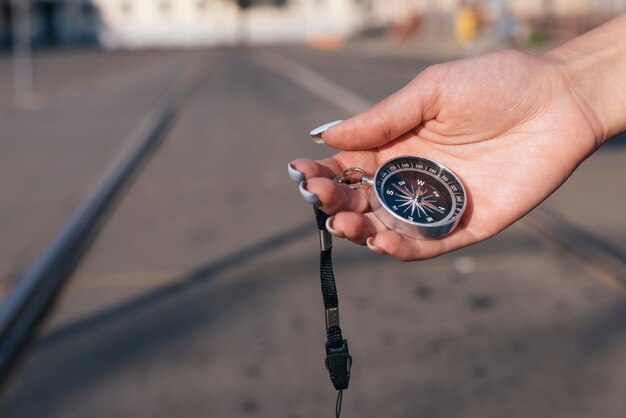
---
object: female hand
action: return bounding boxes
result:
[290,49,605,261]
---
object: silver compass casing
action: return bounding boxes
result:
[367,156,467,240]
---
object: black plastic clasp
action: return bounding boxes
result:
[325,340,352,390]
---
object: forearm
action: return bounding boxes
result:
[544,13,626,144]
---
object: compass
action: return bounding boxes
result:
[335,156,466,239]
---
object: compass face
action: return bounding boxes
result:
[374,156,466,229]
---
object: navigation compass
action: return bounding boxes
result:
[335,156,467,239]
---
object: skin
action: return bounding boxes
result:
[292,13,626,261]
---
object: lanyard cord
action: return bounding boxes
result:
[314,207,352,417]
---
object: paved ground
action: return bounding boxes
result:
[0,49,200,290]
[0,46,625,418]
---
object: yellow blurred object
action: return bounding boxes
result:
[455,7,478,44]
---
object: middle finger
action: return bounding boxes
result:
[301,177,370,214]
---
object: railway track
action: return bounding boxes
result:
[0,54,213,382]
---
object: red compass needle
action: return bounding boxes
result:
[421,200,445,214]
[392,183,414,197]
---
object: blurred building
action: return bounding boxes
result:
[0,0,364,48]
[364,0,625,24]
[0,0,624,50]
[93,0,361,48]
[0,0,98,48]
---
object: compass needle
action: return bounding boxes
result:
[392,183,413,197]
[421,200,445,214]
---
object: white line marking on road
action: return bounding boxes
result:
[252,49,371,115]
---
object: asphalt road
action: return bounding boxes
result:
[1,46,625,418]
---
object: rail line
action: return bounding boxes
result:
[253,49,626,293]
[0,54,212,382]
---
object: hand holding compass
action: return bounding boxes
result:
[290,48,608,261]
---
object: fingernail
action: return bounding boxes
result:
[310,120,343,144]
[287,162,305,184]
[325,216,339,235]
[299,181,320,206]
[366,237,384,254]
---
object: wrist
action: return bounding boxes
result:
[543,14,626,145]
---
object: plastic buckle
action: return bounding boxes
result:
[325,339,352,390]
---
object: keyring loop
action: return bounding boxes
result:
[333,167,369,189]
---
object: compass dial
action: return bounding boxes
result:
[372,156,466,238]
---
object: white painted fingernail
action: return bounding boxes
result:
[299,181,320,206]
[325,216,338,235]
[366,237,384,254]
[309,120,343,144]
[287,162,305,184]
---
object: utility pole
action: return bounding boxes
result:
[10,0,36,107]
[236,0,251,46]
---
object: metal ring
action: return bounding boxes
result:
[333,167,369,189]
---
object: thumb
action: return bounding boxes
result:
[318,74,438,151]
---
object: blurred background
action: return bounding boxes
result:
[1,1,626,417]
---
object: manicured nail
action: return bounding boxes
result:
[366,237,384,254]
[299,181,320,206]
[310,120,343,144]
[325,216,339,235]
[287,162,305,184]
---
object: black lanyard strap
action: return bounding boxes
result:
[314,207,352,414]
